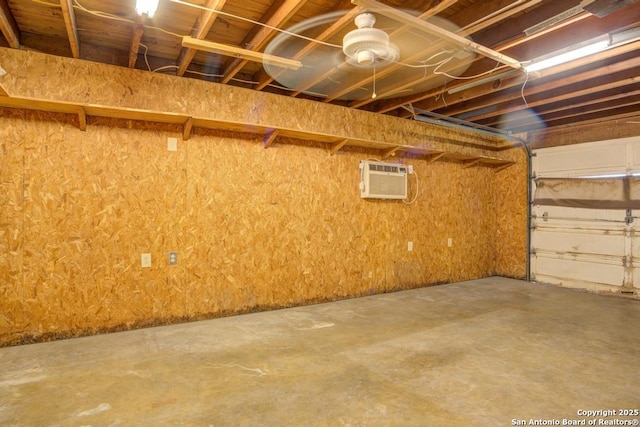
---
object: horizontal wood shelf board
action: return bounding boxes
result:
[0,94,514,170]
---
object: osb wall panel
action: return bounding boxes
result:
[0,110,526,346]
[494,147,528,279]
[0,109,25,336]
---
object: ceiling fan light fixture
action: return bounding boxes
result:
[343,13,397,65]
[135,0,160,18]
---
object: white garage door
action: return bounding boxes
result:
[532,136,640,295]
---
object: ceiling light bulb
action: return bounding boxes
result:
[524,40,609,72]
[135,0,160,18]
[357,50,375,65]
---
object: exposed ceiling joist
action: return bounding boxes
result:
[221,0,306,84]
[129,23,144,68]
[0,0,19,48]
[176,0,228,77]
[59,0,80,59]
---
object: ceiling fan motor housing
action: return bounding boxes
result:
[343,13,393,65]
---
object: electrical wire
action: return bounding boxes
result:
[521,70,531,109]
[403,169,419,205]
[31,0,59,7]
[434,58,506,80]
[139,43,151,71]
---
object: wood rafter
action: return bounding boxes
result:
[462,68,640,123]
[0,0,19,48]
[447,51,640,120]
[129,23,144,69]
[496,89,640,131]
[60,0,80,59]
[176,0,227,77]
[221,0,306,84]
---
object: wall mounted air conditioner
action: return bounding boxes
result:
[359,160,408,200]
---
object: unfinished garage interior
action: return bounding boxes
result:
[1,0,639,424]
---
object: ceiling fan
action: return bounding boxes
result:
[261,0,522,102]
[262,10,475,102]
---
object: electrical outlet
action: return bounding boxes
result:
[168,252,178,265]
[408,241,414,251]
[141,253,152,268]
[447,238,453,247]
[167,137,178,152]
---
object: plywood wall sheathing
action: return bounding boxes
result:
[0,48,528,346]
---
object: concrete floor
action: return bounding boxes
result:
[1,277,639,426]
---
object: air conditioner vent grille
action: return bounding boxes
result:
[360,160,408,200]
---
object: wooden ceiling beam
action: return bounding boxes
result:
[176,0,227,77]
[221,0,306,84]
[60,0,80,59]
[462,69,640,123]
[442,50,640,119]
[0,0,19,48]
[129,23,144,68]
[495,92,640,132]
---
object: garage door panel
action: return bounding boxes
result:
[532,205,625,222]
[532,138,639,293]
[533,255,623,287]
[532,229,624,257]
[533,143,627,176]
